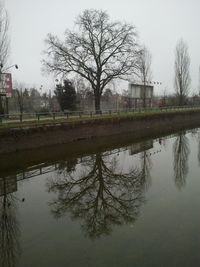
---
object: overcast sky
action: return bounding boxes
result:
[5,0,200,95]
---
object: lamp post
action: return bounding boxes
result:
[0,64,18,115]
[1,64,18,71]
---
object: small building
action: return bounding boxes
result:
[128,82,154,107]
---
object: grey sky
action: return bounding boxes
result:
[5,0,200,95]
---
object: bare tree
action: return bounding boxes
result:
[43,9,140,112]
[174,39,191,105]
[0,1,9,114]
[15,88,28,114]
[138,46,152,107]
[0,2,9,68]
[13,81,29,113]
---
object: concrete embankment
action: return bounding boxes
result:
[1,110,200,154]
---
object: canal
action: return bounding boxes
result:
[1,127,200,266]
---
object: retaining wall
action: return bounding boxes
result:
[1,110,200,154]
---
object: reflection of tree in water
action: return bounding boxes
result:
[173,133,190,190]
[194,131,200,166]
[189,129,200,166]
[140,151,152,190]
[48,152,148,239]
[0,178,21,267]
[57,158,78,174]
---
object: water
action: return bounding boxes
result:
[1,128,200,267]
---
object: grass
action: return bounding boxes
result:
[0,107,200,131]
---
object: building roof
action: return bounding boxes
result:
[129,82,154,88]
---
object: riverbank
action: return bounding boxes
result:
[1,109,200,154]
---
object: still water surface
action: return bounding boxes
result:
[1,129,200,267]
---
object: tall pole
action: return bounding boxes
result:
[5,97,8,115]
[198,66,200,96]
[143,77,146,108]
[0,65,3,114]
[0,97,3,114]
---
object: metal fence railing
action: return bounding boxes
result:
[0,105,200,124]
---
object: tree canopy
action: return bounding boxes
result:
[174,39,191,105]
[43,9,140,112]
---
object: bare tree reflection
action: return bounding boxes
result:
[47,152,147,239]
[197,132,200,167]
[188,129,200,167]
[57,158,78,175]
[173,133,190,190]
[0,176,21,267]
[140,151,152,190]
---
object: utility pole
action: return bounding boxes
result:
[0,64,3,114]
[198,66,200,96]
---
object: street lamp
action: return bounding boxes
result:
[0,64,18,71]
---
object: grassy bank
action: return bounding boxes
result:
[1,107,200,130]
[1,107,200,154]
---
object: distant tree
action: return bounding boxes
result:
[102,88,113,102]
[72,76,91,109]
[13,81,30,113]
[43,9,140,113]
[138,46,152,107]
[28,88,41,112]
[41,92,49,110]
[47,90,56,111]
[174,39,191,105]
[54,79,76,111]
[15,88,29,113]
[122,89,132,109]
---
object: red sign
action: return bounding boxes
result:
[0,73,13,97]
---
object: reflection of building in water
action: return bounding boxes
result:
[0,176,17,196]
[129,140,153,155]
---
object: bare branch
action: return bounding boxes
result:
[174,39,191,105]
[43,9,140,111]
[0,1,10,68]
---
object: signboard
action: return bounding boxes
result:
[0,73,13,97]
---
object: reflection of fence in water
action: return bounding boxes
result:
[0,164,59,196]
[0,146,134,197]
[0,134,173,195]
[16,164,59,181]
[1,130,192,196]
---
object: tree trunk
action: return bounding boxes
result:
[0,96,3,114]
[5,97,8,116]
[142,81,146,108]
[94,93,101,114]
[179,94,183,106]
